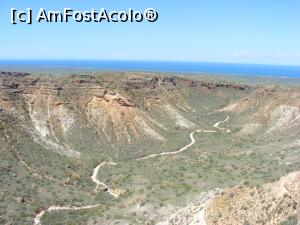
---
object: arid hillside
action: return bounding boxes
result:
[0,72,299,225]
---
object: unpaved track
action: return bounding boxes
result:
[91,161,120,198]
[213,116,231,133]
[34,204,101,225]
[137,129,216,161]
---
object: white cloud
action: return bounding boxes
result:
[228,51,258,58]
[276,51,288,56]
[231,50,249,57]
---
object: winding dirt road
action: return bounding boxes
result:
[34,204,101,225]
[213,116,231,133]
[91,161,120,198]
[137,129,216,161]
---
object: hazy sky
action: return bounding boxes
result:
[0,0,300,65]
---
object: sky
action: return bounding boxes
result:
[0,0,299,65]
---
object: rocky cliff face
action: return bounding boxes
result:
[0,73,252,155]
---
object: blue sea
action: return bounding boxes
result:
[0,60,300,78]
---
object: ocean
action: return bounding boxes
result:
[0,60,300,78]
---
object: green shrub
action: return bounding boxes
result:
[0,120,5,130]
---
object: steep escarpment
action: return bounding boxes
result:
[1,73,250,154]
[23,92,79,157]
[0,75,176,156]
[86,91,165,143]
[219,86,300,138]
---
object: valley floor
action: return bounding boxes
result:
[34,116,231,225]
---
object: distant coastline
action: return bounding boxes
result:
[0,60,300,78]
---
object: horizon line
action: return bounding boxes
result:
[0,59,300,67]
